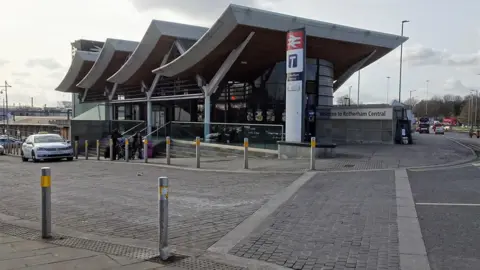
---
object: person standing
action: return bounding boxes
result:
[111,129,121,160]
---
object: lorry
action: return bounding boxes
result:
[418,117,430,134]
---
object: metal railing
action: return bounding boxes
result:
[144,122,170,140]
[169,121,284,150]
[120,121,145,136]
[126,127,148,140]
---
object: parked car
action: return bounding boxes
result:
[21,133,74,162]
[435,125,445,135]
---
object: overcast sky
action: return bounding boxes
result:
[0,0,479,106]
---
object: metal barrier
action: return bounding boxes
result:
[74,140,79,159]
[195,137,200,168]
[158,176,170,260]
[166,136,171,165]
[40,167,52,239]
[244,138,248,169]
[109,139,113,161]
[84,140,89,160]
[310,137,316,170]
[96,140,100,160]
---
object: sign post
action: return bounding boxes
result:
[285,28,306,142]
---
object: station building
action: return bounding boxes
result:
[56,4,408,151]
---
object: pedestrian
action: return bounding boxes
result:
[111,129,121,160]
[132,132,142,159]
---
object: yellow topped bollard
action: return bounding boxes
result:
[40,167,51,239]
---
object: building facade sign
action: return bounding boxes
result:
[317,107,393,120]
[285,28,306,142]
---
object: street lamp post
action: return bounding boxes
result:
[398,20,410,102]
[425,80,429,116]
[0,81,11,135]
[357,70,361,105]
[409,90,416,104]
[348,85,352,103]
[386,76,390,104]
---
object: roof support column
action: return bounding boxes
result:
[80,88,89,102]
[195,32,254,139]
[105,83,118,125]
[315,59,334,144]
[333,50,377,91]
[146,74,160,137]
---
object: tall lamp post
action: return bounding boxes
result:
[386,76,391,104]
[409,90,416,103]
[425,80,429,116]
[398,20,410,102]
[357,70,361,105]
[0,81,11,135]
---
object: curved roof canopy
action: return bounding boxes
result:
[55,51,99,93]
[152,4,408,82]
[108,21,207,86]
[76,38,138,91]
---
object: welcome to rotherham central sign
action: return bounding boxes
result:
[318,107,393,120]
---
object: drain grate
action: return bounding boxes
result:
[168,257,247,270]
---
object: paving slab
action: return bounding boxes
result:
[0,158,298,253]
[229,170,399,270]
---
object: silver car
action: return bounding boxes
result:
[21,134,74,162]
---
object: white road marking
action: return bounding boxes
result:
[416,203,480,206]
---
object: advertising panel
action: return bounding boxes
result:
[285,28,306,142]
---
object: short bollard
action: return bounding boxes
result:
[244,138,249,169]
[74,140,79,159]
[310,137,316,170]
[96,140,100,160]
[195,137,200,168]
[143,138,148,163]
[41,167,52,239]
[125,139,129,162]
[166,136,171,165]
[109,139,114,161]
[84,140,89,160]
[158,176,170,260]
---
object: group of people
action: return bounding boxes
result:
[106,129,143,160]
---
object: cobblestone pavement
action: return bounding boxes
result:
[229,170,399,270]
[0,157,298,254]
[130,133,474,172]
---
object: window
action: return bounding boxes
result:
[34,135,64,143]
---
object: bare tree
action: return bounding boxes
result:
[335,94,355,106]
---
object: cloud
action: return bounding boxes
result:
[48,72,65,79]
[13,78,35,88]
[25,58,62,70]
[0,59,9,67]
[404,45,480,67]
[129,0,279,20]
[12,72,30,77]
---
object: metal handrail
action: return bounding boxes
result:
[171,121,285,141]
[144,122,170,139]
[120,121,145,136]
[126,126,147,140]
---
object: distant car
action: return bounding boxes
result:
[0,145,4,155]
[435,126,445,135]
[21,133,73,162]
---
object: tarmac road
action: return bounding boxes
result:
[408,132,480,270]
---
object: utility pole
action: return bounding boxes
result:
[0,81,12,135]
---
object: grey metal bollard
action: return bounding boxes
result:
[195,137,200,168]
[166,136,171,165]
[96,140,100,160]
[125,139,129,162]
[109,139,114,161]
[158,176,170,260]
[41,167,52,239]
[244,138,249,169]
[144,138,148,163]
[310,137,316,170]
[74,140,79,159]
[84,140,89,160]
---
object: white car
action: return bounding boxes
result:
[21,134,74,162]
[0,145,4,155]
[435,126,445,135]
